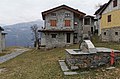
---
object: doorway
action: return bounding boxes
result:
[66,33,71,43]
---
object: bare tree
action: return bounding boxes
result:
[31,24,39,49]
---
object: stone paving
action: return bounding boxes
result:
[59,60,117,75]
[64,72,78,75]
[58,60,78,75]
[58,60,69,71]
[0,48,29,64]
[106,67,115,70]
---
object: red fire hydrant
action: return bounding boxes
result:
[110,50,115,66]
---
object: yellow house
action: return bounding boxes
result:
[100,0,120,42]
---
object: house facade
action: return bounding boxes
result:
[83,15,95,39]
[100,0,120,42]
[94,3,107,36]
[39,5,94,49]
[0,27,6,52]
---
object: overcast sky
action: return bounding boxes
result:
[0,0,109,25]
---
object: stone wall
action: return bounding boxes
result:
[101,27,120,42]
[1,34,5,50]
[66,51,120,69]
[102,0,120,15]
[40,33,46,46]
[41,32,74,49]
[40,9,84,48]
[101,28,111,42]
[74,15,83,43]
[44,9,74,30]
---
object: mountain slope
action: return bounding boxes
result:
[3,20,43,47]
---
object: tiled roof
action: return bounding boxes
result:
[42,5,86,20]
[0,26,4,31]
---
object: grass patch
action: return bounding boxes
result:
[0,38,120,78]
[92,35,120,50]
[0,45,79,79]
[0,53,6,56]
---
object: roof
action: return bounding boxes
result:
[94,0,113,15]
[0,26,4,31]
[2,32,7,35]
[84,15,95,19]
[42,5,86,20]
[2,33,7,35]
[94,3,107,15]
[38,29,74,32]
[99,0,112,14]
[85,15,94,18]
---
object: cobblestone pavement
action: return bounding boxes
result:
[0,48,29,64]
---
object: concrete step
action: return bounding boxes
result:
[58,60,79,75]
[58,60,69,71]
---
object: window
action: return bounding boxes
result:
[51,34,57,38]
[115,32,118,35]
[104,32,106,35]
[65,20,71,27]
[113,0,117,7]
[51,13,56,17]
[65,13,70,17]
[84,18,90,25]
[50,20,57,26]
[108,15,111,22]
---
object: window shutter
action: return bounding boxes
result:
[50,20,57,26]
[65,20,71,27]
[113,0,117,7]
[108,15,111,22]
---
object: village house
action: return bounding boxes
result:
[39,5,95,49]
[95,0,120,42]
[94,3,107,36]
[0,26,6,52]
[83,15,95,39]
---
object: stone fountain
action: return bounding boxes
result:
[65,40,120,69]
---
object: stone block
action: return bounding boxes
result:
[64,72,78,75]
[58,60,69,71]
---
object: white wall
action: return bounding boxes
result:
[1,35,6,50]
[103,0,120,14]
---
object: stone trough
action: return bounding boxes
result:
[65,40,120,70]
